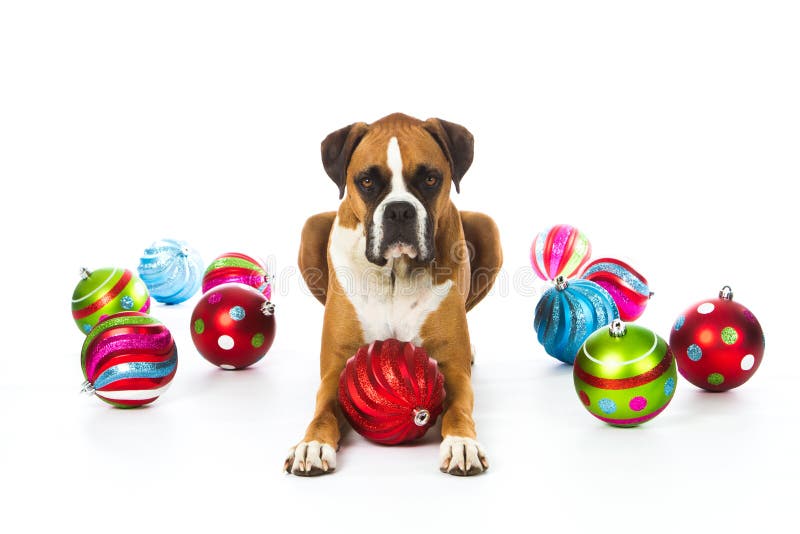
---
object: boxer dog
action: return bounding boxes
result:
[285,113,502,476]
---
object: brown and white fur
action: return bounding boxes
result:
[286,113,502,476]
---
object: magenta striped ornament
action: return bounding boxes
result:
[80,312,177,408]
[202,252,272,299]
[580,258,652,321]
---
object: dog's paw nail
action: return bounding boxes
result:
[286,441,336,477]
[439,436,488,477]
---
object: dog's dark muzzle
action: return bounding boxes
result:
[382,201,418,245]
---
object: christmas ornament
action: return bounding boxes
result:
[202,252,272,300]
[580,258,653,321]
[72,267,151,334]
[670,286,765,392]
[530,224,591,281]
[574,320,677,426]
[137,238,203,305]
[338,339,445,445]
[80,312,177,408]
[534,276,619,364]
[190,283,276,369]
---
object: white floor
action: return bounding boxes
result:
[8,275,796,533]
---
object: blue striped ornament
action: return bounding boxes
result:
[138,239,203,304]
[534,276,620,364]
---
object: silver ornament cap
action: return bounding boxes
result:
[261,301,276,316]
[609,318,627,338]
[413,408,430,427]
[719,285,734,301]
[555,275,569,291]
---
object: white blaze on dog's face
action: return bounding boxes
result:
[369,138,430,262]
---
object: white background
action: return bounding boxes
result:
[2,1,798,533]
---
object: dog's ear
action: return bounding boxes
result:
[422,118,474,193]
[321,122,369,199]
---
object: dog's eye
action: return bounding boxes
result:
[424,175,438,187]
[359,177,375,189]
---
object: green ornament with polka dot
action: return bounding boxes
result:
[71,267,151,334]
[574,320,677,427]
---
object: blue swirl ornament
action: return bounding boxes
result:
[137,239,203,305]
[534,276,620,364]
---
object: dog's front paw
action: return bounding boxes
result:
[284,440,337,476]
[439,435,488,476]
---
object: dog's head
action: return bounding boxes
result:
[321,113,473,266]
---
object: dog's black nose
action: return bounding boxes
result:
[383,201,416,222]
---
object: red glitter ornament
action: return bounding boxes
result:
[338,339,445,445]
[669,286,765,392]
[190,284,276,369]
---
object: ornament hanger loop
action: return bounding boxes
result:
[80,380,95,394]
[413,409,430,427]
[719,286,734,301]
[609,319,627,337]
[79,267,92,280]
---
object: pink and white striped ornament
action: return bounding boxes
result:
[530,224,592,281]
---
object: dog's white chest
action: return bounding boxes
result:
[329,220,452,344]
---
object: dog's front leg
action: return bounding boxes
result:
[421,294,489,476]
[436,358,489,476]
[284,297,361,476]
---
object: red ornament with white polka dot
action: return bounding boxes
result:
[669,286,764,392]
[190,283,276,369]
